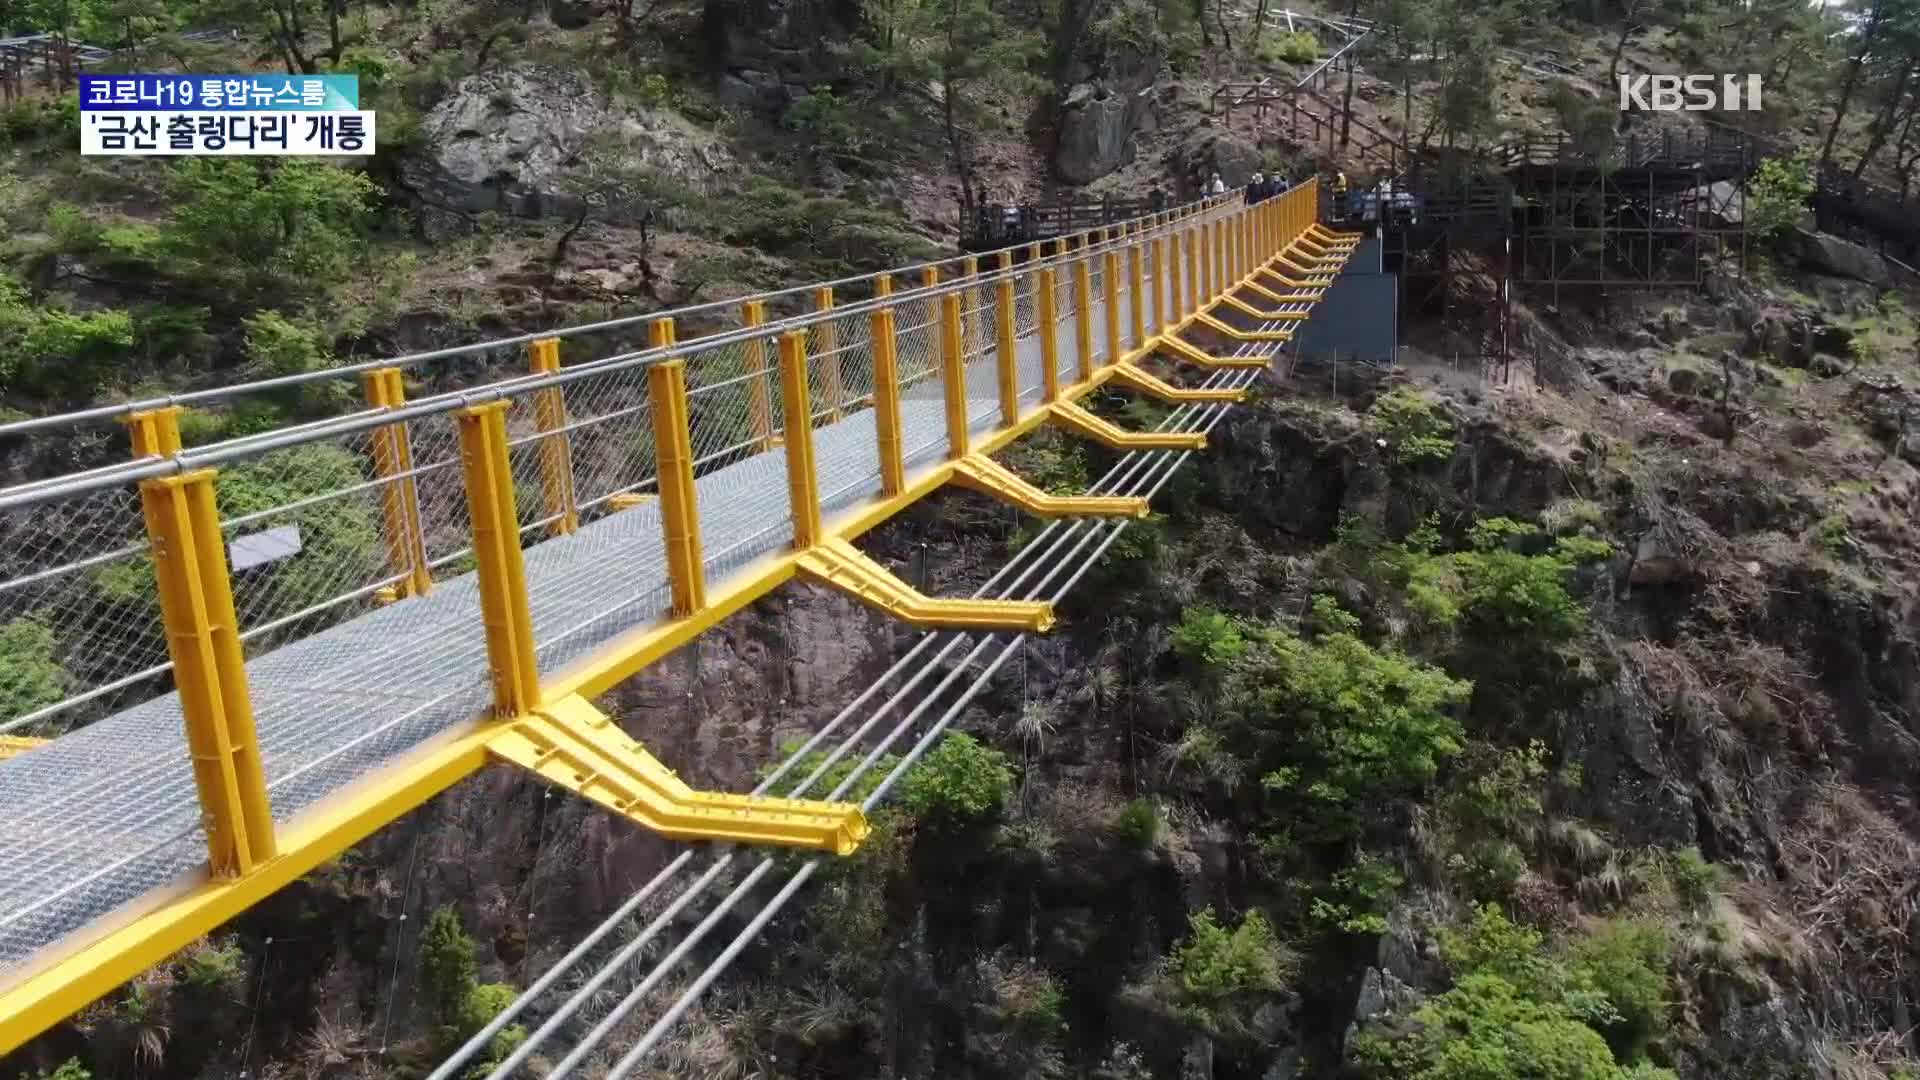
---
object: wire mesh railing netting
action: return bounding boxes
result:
[0,482,167,736]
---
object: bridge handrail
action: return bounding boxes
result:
[0,193,1237,442]
[0,191,1241,513]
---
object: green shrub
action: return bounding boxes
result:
[35,1059,91,1080]
[1748,152,1815,243]
[901,732,1014,826]
[0,617,69,725]
[0,274,135,400]
[216,444,382,629]
[1309,851,1404,935]
[162,158,378,297]
[419,906,478,1031]
[1113,797,1161,848]
[1569,920,1669,1061]
[1172,605,1247,668]
[1360,971,1626,1080]
[1367,387,1454,466]
[1667,847,1725,910]
[1172,908,1290,1009]
[1259,30,1321,64]
[178,939,247,990]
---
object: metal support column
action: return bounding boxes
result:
[1073,248,1094,382]
[129,406,277,878]
[814,287,844,423]
[1103,249,1122,365]
[941,294,968,458]
[996,250,1019,425]
[870,305,905,496]
[1128,240,1146,345]
[526,338,579,538]
[1038,266,1060,402]
[648,356,707,617]
[360,368,432,599]
[456,401,540,719]
[741,301,777,453]
[778,331,823,548]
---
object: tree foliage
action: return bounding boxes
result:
[901,732,1014,826]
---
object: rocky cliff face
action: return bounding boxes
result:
[702,0,863,114]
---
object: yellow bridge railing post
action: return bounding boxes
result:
[778,330,824,548]
[870,304,905,497]
[1128,238,1146,347]
[648,352,708,617]
[876,272,893,298]
[457,400,541,718]
[361,368,433,599]
[814,287,844,423]
[741,301,777,453]
[525,338,579,539]
[1073,240,1094,382]
[941,293,969,458]
[1151,234,1167,332]
[1103,247,1121,366]
[959,255,981,376]
[1185,225,1199,315]
[1038,265,1060,403]
[1198,223,1213,304]
[128,406,278,878]
[995,249,1018,426]
[1170,229,1185,322]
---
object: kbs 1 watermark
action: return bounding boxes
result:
[1618,74,1764,113]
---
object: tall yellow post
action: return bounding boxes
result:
[457,401,540,718]
[129,407,277,878]
[778,331,823,548]
[360,368,432,598]
[1150,236,1167,332]
[1038,266,1060,403]
[524,339,579,539]
[1170,231,1185,322]
[960,256,981,369]
[941,294,969,459]
[1203,224,1217,304]
[648,359,707,616]
[1073,254,1094,382]
[870,306,905,497]
[814,287,844,423]
[1103,249,1122,364]
[741,301,777,453]
[995,250,1019,426]
[876,273,893,297]
[1127,241,1146,346]
[1185,227,1199,314]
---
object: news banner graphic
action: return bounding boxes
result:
[79,74,376,156]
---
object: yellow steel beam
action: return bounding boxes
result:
[0,735,47,760]
[996,251,1018,425]
[870,305,906,497]
[526,339,580,539]
[961,255,981,364]
[796,538,1054,631]
[1127,242,1146,346]
[1258,266,1337,289]
[648,358,708,617]
[488,695,869,855]
[741,301,780,452]
[1194,311,1293,343]
[1150,235,1167,332]
[1277,251,1341,277]
[779,330,824,549]
[1220,294,1310,321]
[458,401,541,718]
[949,454,1149,518]
[1038,266,1061,403]
[1072,254,1094,382]
[1049,399,1206,450]
[1156,335,1272,369]
[1103,249,1122,366]
[360,368,433,600]
[940,294,969,459]
[1106,362,1249,403]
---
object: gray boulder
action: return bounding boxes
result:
[1795,229,1891,286]
[401,66,607,230]
[402,65,735,238]
[1055,80,1157,184]
[1169,127,1263,190]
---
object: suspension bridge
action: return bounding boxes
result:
[0,180,1361,1066]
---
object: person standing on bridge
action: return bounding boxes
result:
[1208,172,1226,196]
[1246,172,1264,205]
[1150,186,1166,212]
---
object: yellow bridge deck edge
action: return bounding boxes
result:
[0,196,1360,1052]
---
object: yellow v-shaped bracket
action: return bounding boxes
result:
[1106,362,1249,403]
[1158,335,1271,369]
[1243,279,1322,305]
[489,695,871,854]
[1049,399,1207,450]
[798,538,1055,630]
[950,454,1149,518]
[1221,295,1311,321]
[1194,311,1293,343]
[1308,224,1364,245]
[1277,252,1342,278]
[1259,265,1337,289]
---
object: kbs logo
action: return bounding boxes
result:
[1618,74,1764,112]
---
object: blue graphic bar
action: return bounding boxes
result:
[79,75,359,112]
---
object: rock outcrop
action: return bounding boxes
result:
[401,65,734,238]
[1795,229,1891,286]
[1053,50,1160,184]
[703,0,861,114]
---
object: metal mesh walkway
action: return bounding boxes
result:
[0,287,1147,975]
